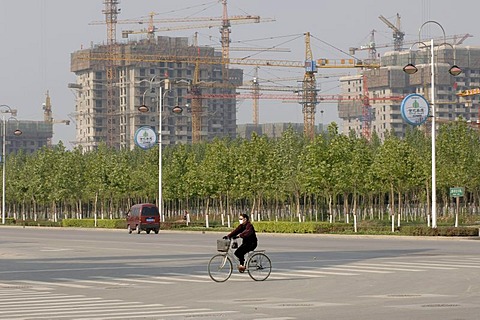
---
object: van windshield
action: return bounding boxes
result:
[141,207,159,216]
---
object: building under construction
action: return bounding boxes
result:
[338,46,480,139]
[70,36,241,151]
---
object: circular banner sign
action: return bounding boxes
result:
[134,126,157,150]
[400,93,430,126]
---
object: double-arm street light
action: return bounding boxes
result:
[0,105,22,225]
[403,21,462,228]
[137,77,183,221]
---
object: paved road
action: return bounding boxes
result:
[1,226,480,320]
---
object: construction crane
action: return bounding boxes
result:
[43,91,71,147]
[103,0,120,148]
[75,34,379,142]
[361,75,372,140]
[379,14,405,51]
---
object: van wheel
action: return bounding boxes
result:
[146,229,151,234]
[154,229,159,234]
[136,225,141,234]
[127,225,132,234]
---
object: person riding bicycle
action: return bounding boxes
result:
[223,213,257,273]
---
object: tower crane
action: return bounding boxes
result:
[43,91,71,147]
[361,74,372,140]
[379,13,405,51]
[102,0,120,148]
[75,34,379,142]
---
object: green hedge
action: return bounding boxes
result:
[4,218,478,237]
[62,219,126,229]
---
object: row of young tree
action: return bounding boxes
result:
[4,121,480,224]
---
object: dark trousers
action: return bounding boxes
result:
[235,241,257,265]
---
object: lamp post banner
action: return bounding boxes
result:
[134,126,157,150]
[401,93,430,126]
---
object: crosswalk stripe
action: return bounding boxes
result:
[128,274,207,283]
[322,266,392,274]
[380,262,456,270]
[296,268,359,276]
[165,273,211,281]
[273,271,322,278]
[0,301,141,311]
[0,295,91,304]
[92,276,172,285]
[79,310,238,320]
[54,278,130,286]
[15,279,90,288]
[416,261,480,268]
[430,259,480,265]
[7,307,221,320]
[0,303,175,315]
[350,263,424,272]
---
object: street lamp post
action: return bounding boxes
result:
[0,105,22,225]
[138,78,183,221]
[403,21,462,229]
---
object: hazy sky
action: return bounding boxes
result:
[0,0,477,148]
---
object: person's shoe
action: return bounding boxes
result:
[238,265,246,273]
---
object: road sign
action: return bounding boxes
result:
[449,187,464,197]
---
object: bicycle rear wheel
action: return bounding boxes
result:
[208,254,233,282]
[247,252,272,281]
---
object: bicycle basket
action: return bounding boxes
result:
[217,239,230,252]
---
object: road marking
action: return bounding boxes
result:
[0,289,237,320]
[380,262,456,270]
[15,279,90,288]
[92,276,172,285]
[273,271,322,278]
[350,263,424,272]
[296,268,359,276]
[166,273,212,281]
[322,266,392,274]
[54,278,130,286]
[416,261,480,268]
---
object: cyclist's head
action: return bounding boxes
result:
[239,213,249,222]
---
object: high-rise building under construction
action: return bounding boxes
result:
[70,36,242,151]
[338,46,480,139]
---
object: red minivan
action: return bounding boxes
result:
[126,203,160,234]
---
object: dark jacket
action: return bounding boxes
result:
[228,220,257,244]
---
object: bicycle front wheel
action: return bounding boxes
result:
[208,254,233,282]
[247,252,272,281]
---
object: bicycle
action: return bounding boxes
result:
[207,238,272,282]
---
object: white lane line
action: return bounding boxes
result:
[9,308,223,319]
[296,269,359,276]
[149,275,209,283]
[429,259,480,265]
[164,273,211,281]
[0,303,176,315]
[322,266,392,274]
[15,280,90,288]
[54,278,130,286]
[76,310,238,320]
[350,263,424,272]
[92,276,172,285]
[273,271,323,278]
[379,262,456,270]
[0,301,141,311]
[416,261,480,268]
[0,295,89,303]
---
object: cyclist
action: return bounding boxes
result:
[223,213,257,273]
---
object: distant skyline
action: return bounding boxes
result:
[0,0,477,148]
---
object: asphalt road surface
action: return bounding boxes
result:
[1,226,480,320]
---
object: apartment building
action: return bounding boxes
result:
[338,46,480,139]
[70,36,242,151]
